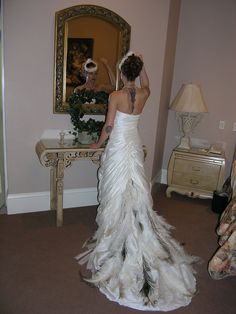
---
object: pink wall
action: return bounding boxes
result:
[4,0,171,194]
[163,0,236,178]
[5,0,235,199]
[152,0,181,179]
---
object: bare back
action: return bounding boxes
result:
[115,87,149,115]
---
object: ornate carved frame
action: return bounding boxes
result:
[54,4,131,114]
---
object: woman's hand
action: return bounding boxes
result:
[138,54,143,61]
[90,142,101,149]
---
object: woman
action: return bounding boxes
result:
[76,52,198,311]
[74,58,115,94]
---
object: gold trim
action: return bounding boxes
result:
[53,5,131,114]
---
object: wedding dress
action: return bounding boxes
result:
[76,110,198,311]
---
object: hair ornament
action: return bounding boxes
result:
[84,58,98,73]
[118,51,136,70]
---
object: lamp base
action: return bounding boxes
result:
[176,112,203,150]
[177,135,191,150]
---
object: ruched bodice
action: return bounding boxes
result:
[113,110,140,127]
[110,110,141,146]
[76,109,198,311]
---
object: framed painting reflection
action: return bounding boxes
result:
[66,38,94,101]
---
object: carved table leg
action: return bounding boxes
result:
[56,153,65,227]
[50,166,57,211]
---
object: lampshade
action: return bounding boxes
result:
[170,84,208,113]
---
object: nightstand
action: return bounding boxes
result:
[166,148,225,199]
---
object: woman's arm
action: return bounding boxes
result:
[90,92,118,149]
[139,56,150,98]
[100,58,116,89]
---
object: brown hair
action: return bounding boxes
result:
[120,54,143,81]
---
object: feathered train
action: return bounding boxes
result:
[75,111,199,311]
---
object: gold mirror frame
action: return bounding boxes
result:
[53,4,131,114]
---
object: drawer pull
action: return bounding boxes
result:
[190,179,199,185]
[192,166,200,171]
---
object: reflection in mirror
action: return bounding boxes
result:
[54,5,131,114]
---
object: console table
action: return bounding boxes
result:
[35,139,104,227]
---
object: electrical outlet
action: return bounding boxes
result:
[233,122,236,132]
[219,120,225,130]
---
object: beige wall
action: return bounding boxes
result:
[152,0,181,179]
[5,0,235,203]
[163,0,236,178]
[4,0,171,195]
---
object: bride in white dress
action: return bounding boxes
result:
[76,52,198,311]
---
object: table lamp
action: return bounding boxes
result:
[169,83,208,150]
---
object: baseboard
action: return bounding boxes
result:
[161,169,167,184]
[152,168,167,185]
[7,168,168,215]
[6,187,98,215]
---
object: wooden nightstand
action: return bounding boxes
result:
[166,148,225,199]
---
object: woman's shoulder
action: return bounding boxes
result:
[74,84,85,92]
[109,90,122,98]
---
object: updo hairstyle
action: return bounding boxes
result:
[82,58,98,77]
[120,54,143,81]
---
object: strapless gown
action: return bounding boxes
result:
[76,110,198,311]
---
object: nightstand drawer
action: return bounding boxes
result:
[172,172,218,191]
[167,148,226,199]
[174,158,220,177]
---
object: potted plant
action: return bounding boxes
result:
[68,90,108,144]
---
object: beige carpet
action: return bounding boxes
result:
[0,184,235,314]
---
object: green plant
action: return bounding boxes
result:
[69,89,109,107]
[67,90,107,141]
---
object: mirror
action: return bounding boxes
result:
[54,5,131,114]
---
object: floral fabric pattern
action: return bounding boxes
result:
[208,160,236,279]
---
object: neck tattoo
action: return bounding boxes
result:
[130,88,136,111]
[123,85,136,112]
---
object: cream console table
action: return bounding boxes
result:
[36,139,104,227]
[166,148,226,199]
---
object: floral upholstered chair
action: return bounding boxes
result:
[208,157,236,279]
